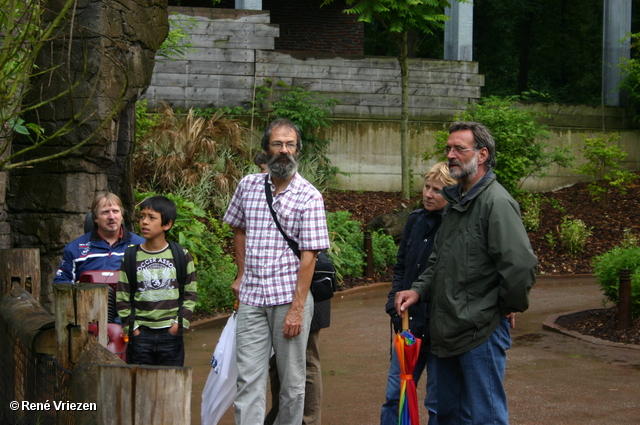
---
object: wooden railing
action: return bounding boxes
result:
[0,248,192,425]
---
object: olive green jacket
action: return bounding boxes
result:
[412,171,537,357]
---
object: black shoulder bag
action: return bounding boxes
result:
[264,174,336,302]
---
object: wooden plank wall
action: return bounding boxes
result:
[144,7,484,119]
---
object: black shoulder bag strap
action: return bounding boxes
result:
[124,245,138,339]
[168,240,187,337]
[264,174,301,259]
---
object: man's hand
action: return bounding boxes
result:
[283,305,304,338]
[506,312,516,329]
[231,276,242,299]
[395,290,420,317]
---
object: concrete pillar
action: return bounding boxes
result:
[444,0,474,61]
[235,0,262,10]
[602,0,631,106]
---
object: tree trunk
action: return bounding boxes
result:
[399,31,411,200]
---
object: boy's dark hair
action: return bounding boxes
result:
[139,195,176,229]
[254,150,267,167]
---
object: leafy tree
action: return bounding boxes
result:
[619,31,640,119]
[573,133,638,208]
[473,0,602,104]
[425,96,574,194]
[321,0,451,199]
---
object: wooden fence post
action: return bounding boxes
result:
[0,248,41,301]
[97,364,192,425]
[54,282,75,370]
[54,282,109,369]
[76,283,108,347]
[134,366,192,424]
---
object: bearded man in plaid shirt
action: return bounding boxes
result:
[223,118,330,425]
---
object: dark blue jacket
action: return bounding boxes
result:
[385,208,443,338]
[54,228,145,283]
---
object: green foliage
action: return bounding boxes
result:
[326,211,365,279]
[425,96,574,195]
[135,99,161,140]
[156,15,197,62]
[619,32,640,120]
[135,190,237,314]
[517,192,541,232]
[593,246,640,318]
[325,0,450,38]
[573,133,637,208]
[544,231,555,249]
[371,230,398,273]
[546,197,565,214]
[134,103,250,216]
[558,216,592,257]
[323,0,450,199]
[620,228,639,250]
[326,211,397,280]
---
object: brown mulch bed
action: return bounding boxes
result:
[555,307,640,346]
[322,173,640,345]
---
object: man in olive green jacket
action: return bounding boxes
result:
[395,121,537,425]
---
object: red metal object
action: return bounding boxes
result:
[88,323,127,361]
[78,270,118,292]
[81,270,127,361]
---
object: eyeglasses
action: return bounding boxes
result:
[444,146,477,155]
[270,142,297,150]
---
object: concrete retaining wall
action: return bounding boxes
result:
[324,104,640,193]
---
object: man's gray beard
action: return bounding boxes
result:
[449,152,479,180]
[268,153,298,180]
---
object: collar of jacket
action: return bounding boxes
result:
[442,170,496,209]
[90,226,131,243]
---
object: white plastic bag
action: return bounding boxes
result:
[201,312,238,425]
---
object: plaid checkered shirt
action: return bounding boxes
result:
[223,172,330,307]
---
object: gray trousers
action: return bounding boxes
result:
[265,328,323,425]
[235,296,313,425]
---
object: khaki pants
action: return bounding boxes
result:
[265,329,323,425]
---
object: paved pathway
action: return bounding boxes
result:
[185,276,640,424]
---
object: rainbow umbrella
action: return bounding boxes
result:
[394,313,422,425]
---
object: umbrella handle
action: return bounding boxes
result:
[402,311,409,331]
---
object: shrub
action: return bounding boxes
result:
[573,133,637,208]
[517,192,541,232]
[558,216,592,256]
[135,190,237,314]
[134,103,251,216]
[326,211,397,281]
[593,246,640,318]
[425,96,573,195]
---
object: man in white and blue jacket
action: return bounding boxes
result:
[54,192,145,284]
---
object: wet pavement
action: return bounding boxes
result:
[185,276,640,425]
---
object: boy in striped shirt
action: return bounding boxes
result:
[116,195,197,366]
